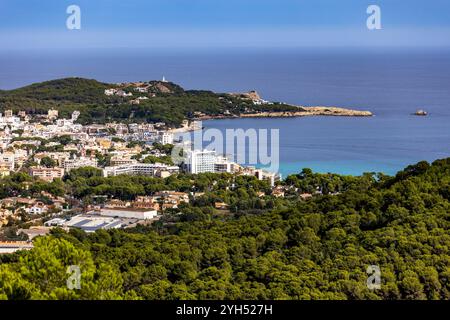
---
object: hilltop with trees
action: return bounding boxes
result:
[0,77,300,127]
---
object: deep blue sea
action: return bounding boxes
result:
[1,48,449,176]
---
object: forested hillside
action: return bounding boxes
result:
[0,78,298,126]
[0,158,449,300]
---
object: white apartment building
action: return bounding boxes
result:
[103,163,179,177]
[0,153,15,171]
[254,169,278,187]
[158,132,173,145]
[63,157,98,172]
[184,150,216,174]
[214,156,239,174]
[0,112,21,126]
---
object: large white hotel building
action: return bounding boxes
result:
[184,150,216,174]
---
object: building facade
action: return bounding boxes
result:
[103,163,179,177]
[29,167,65,182]
[184,150,216,174]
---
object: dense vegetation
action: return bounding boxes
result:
[0,78,299,127]
[0,158,449,300]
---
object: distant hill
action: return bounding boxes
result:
[0,77,299,127]
[3,78,111,104]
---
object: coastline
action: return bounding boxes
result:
[169,106,373,133]
[168,121,202,133]
[193,106,373,121]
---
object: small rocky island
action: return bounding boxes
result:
[414,109,428,116]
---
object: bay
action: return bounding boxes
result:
[1,48,449,176]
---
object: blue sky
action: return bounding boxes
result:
[1,0,450,49]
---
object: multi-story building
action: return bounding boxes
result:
[29,167,65,182]
[184,150,216,174]
[0,110,20,126]
[158,132,173,145]
[110,155,137,166]
[34,152,71,167]
[254,169,278,187]
[238,166,280,187]
[63,157,98,172]
[214,156,240,174]
[0,152,15,171]
[103,163,179,177]
[154,191,190,205]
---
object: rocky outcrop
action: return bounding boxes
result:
[228,91,262,101]
[414,110,428,116]
[194,106,373,120]
[298,106,373,117]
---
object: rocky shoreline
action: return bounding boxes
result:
[194,106,373,121]
[169,106,373,133]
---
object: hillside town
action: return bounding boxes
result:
[0,108,282,252]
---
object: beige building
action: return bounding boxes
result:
[34,152,71,167]
[29,167,65,182]
[110,155,136,166]
[47,109,59,120]
[0,152,15,171]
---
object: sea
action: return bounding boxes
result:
[1,47,449,177]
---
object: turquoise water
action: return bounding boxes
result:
[279,161,398,178]
[203,113,450,177]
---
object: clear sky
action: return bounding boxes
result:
[1,0,450,49]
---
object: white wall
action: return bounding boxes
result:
[100,208,157,220]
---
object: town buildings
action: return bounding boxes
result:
[0,108,282,235]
